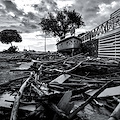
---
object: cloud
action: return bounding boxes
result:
[0,0,71,33]
[0,14,20,27]
[12,32,57,51]
[0,4,6,15]
[0,0,41,32]
[97,1,120,17]
[0,0,58,33]
[56,0,75,9]
[1,0,120,33]
[71,0,120,32]
[1,0,24,16]
[33,0,58,16]
[25,12,39,21]
[0,0,120,51]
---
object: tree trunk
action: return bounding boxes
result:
[10,73,33,120]
[10,42,13,47]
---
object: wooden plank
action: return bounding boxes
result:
[108,103,120,120]
[98,52,116,54]
[96,27,120,39]
[99,50,120,53]
[98,52,116,55]
[99,43,120,48]
[31,83,68,119]
[98,50,115,53]
[49,74,71,84]
[99,40,120,46]
[14,62,33,70]
[115,38,120,42]
[98,44,115,48]
[82,61,118,67]
[98,53,116,56]
[50,83,86,88]
[99,36,115,42]
[98,53,116,55]
[0,92,36,112]
[57,91,72,111]
[0,76,29,87]
[98,55,120,58]
[99,47,120,51]
[10,73,33,120]
[43,102,68,119]
[98,53,120,56]
[53,61,84,74]
[48,84,65,91]
[68,80,113,119]
[110,8,120,18]
[53,91,73,120]
[98,48,115,52]
[100,40,115,44]
[32,59,57,64]
[86,85,120,98]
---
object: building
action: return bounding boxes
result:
[79,7,120,58]
[56,36,82,55]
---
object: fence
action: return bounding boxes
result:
[98,27,120,58]
[79,11,120,58]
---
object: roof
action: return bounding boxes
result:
[56,36,81,45]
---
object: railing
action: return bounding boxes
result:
[80,15,120,42]
[110,8,120,18]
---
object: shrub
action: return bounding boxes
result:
[3,46,19,53]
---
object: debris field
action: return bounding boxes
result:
[0,52,120,120]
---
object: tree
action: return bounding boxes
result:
[0,29,22,46]
[40,9,84,39]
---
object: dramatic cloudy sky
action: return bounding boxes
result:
[0,0,120,51]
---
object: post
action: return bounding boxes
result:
[45,33,46,52]
[71,49,74,56]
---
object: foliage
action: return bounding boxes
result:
[0,29,22,46]
[40,9,84,39]
[78,32,86,37]
[81,40,98,57]
[3,46,19,53]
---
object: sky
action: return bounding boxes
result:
[0,0,120,52]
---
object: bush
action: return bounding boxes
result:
[3,46,19,53]
[80,40,98,57]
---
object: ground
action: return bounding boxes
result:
[0,52,29,84]
[0,52,119,120]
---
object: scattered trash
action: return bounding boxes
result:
[0,52,120,120]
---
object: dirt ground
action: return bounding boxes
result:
[0,52,29,84]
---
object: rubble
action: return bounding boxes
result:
[0,53,120,120]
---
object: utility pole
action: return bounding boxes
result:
[45,33,46,52]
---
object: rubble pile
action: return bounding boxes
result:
[0,53,120,120]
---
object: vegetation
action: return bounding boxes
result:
[3,46,19,53]
[0,29,22,46]
[0,29,22,53]
[40,9,84,39]
[81,40,98,57]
